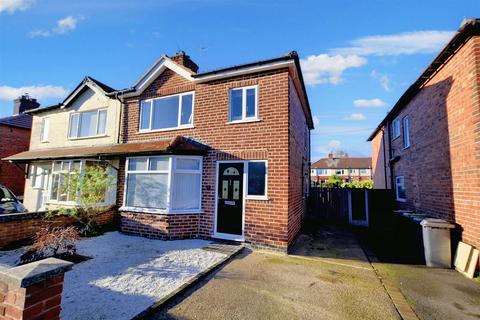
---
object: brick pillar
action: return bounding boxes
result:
[0,258,73,320]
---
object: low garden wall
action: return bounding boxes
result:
[0,208,117,249]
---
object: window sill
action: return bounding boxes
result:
[119,206,202,215]
[246,196,269,201]
[68,134,108,141]
[40,140,49,143]
[138,125,194,134]
[227,118,261,125]
[396,198,407,203]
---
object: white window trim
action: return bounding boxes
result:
[121,155,203,214]
[139,91,195,133]
[68,108,108,140]
[245,160,268,200]
[392,117,401,140]
[32,166,45,189]
[395,176,406,202]
[228,85,259,123]
[47,159,114,206]
[403,116,410,149]
[40,118,49,142]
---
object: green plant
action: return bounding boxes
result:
[322,175,343,188]
[341,180,374,189]
[47,162,116,236]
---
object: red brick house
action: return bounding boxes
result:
[0,95,38,197]
[311,153,372,185]
[368,18,480,249]
[116,51,313,250]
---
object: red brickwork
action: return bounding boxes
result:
[119,60,310,250]
[0,275,65,320]
[0,209,117,248]
[0,125,30,196]
[375,35,480,248]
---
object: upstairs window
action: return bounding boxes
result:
[69,109,107,138]
[318,169,328,175]
[140,92,194,132]
[391,117,401,140]
[40,118,49,142]
[229,86,258,122]
[403,116,410,148]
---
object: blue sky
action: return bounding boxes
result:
[0,0,478,160]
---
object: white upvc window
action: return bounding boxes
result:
[395,176,406,202]
[228,85,258,123]
[318,169,328,175]
[68,108,108,139]
[403,116,410,148]
[123,155,202,213]
[246,160,267,199]
[139,92,194,132]
[49,159,115,205]
[32,166,44,189]
[392,117,401,140]
[40,118,49,142]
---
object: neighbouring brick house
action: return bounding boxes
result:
[117,51,313,250]
[368,18,480,249]
[0,95,38,197]
[310,153,372,185]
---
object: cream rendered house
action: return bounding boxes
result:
[10,77,121,211]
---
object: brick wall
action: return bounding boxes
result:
[119,63,308,250]
[371,127,391,189]
[0,208,117,248]
[386,35,480,248]
[0,125,31,196]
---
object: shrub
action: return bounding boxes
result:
[19,225,80,265]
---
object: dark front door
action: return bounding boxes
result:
[216,163,244,236]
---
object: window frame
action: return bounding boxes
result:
[391,117,401,140]
[32,166,45,189]
[122,155,203,214]
[138,91,195,133]
[40,118,49,142]
[395,176,406,202]
[68,108,108,139]
[403,116,410,149]
[228,85,259,123]
[245,160,268,200]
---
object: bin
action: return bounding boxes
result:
[420,218,455,268]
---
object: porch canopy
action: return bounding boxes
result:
[4,136,208,163]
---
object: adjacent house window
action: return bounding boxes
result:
[247,161,267,198]
[349,169,355,174]
[40,118,49,142]
[360,169,368,174]
[395,176,406,201]
[124,156,202,213]
[139,92,194,132]
[229,86,258,122]
[335,169,342,175]
[392,117,401,139]
[318,169,328,175]
[32,166,44,189]
[50,160,114,204]
[68,109,108,138]
[403,116,410,148]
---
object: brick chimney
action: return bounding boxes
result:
[13,94,40,115]
[328,153,334,160]
[169,51,199,73]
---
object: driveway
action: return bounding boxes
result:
[150,226,400,320]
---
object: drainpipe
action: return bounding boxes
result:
[385,123,394,190]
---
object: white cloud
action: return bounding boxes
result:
[300,54,367,85]
[0,85,68,101]
[345,113,367,121]
[328,139,341,149]
[29,15,78,38]
[332,30,455,56]
[312,115,320,127]
[353,98,387,108]
[371,70,391,92]
[0,0,33,14]
[54,16,77,34]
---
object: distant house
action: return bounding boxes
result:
[368,18,480,249]
[311,153,372,185]
[0,95,37,197]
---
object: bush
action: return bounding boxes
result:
[322,175,373,189]
[19,225,80,265]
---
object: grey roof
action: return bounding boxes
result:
[0,114,32,129]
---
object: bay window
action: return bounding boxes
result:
[139,92,194,132]
[124,156,202,213]
[68,109,108,139]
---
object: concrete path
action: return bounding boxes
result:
[149,226,399,320]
